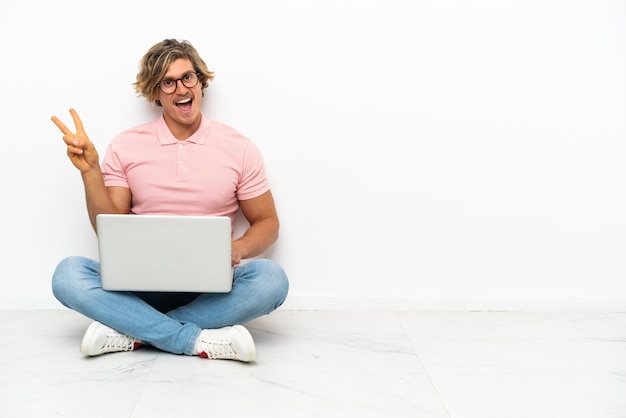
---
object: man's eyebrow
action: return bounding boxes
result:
[162,70,196,79]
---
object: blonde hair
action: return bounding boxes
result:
[134,39,215,105]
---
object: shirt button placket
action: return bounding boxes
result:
[176,143,185,182]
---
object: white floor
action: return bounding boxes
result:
[1,309,625,418]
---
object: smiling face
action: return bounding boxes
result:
[157,58,204,140]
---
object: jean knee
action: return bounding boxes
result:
[51,257,74,300]
[51,256,99,304]
[256,259,289,307]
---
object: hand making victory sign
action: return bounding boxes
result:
[51,108,100,173]
[51,108,124,230]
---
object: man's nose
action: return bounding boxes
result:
[174,79,188,93]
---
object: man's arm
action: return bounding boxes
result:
[232,190,279,266]
[51,109,131,231]
[82,180,131,231]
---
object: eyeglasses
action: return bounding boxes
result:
[157,72,200,94]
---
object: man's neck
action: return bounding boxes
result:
[163,114,202,141]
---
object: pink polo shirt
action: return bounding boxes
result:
[101,114,269,224]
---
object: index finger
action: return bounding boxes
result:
[50,114,72,135]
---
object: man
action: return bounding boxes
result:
[50,39,289,362]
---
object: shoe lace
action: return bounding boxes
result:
[104,329,137,352]
[198,337,236,359]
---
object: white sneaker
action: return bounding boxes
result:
[80,321,141,357]
[194,325,257,362]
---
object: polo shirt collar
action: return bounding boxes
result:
[156,114,210,145]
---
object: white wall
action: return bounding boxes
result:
[1,0,624,311]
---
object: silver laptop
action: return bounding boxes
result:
[96,214,233,292]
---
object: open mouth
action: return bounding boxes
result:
[176,97,193,112]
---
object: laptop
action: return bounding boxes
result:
[96,214,233,293]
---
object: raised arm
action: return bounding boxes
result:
[51,109,131,231]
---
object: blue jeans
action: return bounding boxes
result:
[52,256,289,355]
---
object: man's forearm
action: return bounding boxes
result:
[80,167,117,232]
[233,218,279,261]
